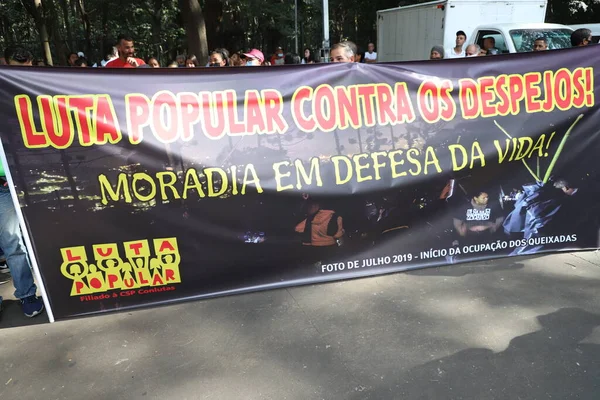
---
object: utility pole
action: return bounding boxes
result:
[294,0,299,54]
[322,0,330,62]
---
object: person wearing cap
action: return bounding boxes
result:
[270,47,285,65]
[446,31,466,58]
[430,45,444,60]
[243,49,265,66]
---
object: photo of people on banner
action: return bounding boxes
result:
[0,46,598,320]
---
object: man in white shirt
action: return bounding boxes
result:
[446,30,466,58]
[363,43,377,63]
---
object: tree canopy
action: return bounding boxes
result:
[0,0,595,66]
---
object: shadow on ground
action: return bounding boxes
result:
[1,251,600,399]
[349,307,600,400]
[0,299,49,328]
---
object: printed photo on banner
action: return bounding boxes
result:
[0,49,598,320]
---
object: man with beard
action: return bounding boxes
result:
[105,34,146,68]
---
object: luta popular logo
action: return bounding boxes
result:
[60,238,182,296]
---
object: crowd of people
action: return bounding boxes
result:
[3,28,596,70]
[1,33,382,68]
[1,26,596,69]
[430,27,595,60]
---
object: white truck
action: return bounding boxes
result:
[376,0,573,62]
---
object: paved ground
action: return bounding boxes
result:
[1,250,600,400]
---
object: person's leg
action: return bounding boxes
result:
[0,243,9,274]
[0,187,37,299]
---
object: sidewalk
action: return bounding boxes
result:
[1,251,600,400]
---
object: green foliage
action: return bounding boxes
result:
[0,0,594,66]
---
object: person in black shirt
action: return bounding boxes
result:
[453,191,504,246]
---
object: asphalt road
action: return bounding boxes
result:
[1,250,600,400]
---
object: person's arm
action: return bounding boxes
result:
[333,216,344,239]
[295,219,307,233]
[453,218,467,236]
[489,217,504,233]
[439,180,453,199]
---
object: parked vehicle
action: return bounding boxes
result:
[468,23,572,53]
[377,0,573,62]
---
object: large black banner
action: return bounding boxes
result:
[0,48,598,320]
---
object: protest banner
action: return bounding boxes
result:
[0,48,598,320]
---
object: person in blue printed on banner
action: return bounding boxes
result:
[504,177,599,255]
[0,45,45,318]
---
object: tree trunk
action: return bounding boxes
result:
[21,0,54,65]
[0,14,12,46]
[58,0,74,51]
[75,0,92,56]
[204,0,223,49]
[46,0,69,66]
[35,0,53,65]
[179,0,209,63]
[150,0,163,58]
[100,0,109,59]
